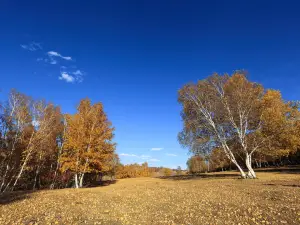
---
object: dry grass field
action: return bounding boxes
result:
[0,171,299,225]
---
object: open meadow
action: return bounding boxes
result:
[1,171,299,225]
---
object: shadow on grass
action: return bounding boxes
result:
[254,166,300,174]
[264,183,300,188]
[159,173,239,181]
[0,180,119,204]
[160,167,300,181]
[84,179,118,188]
[0,190,33,205]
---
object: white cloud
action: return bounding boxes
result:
[37,57,58,65]
[59,72,75,83]
[119,153,160,163]
[166,153,177,157]
[120,153,138,157]
[148,158,160,162]
[151,148,163,151]
[50,59,57,64]
[59,68,84,83]
[48,51,60,57]
[21,42,42,51]
[72,70,84,82]
[47,51,72,61]
[73,70,83,75]
[21,42,86,82]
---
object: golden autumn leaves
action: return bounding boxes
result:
[0,91,63,192]
[0,92,116,192]
[59,99,115,188]
[1,70,299,193]
[178,72,300,178]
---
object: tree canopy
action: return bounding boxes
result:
[179,72,300,178]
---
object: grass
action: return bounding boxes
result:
[0,171,299,224]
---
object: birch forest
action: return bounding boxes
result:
[0,91,116,192]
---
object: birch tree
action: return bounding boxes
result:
[0,90,32,192]
[29,103,62,190]
[178,72,264,178]
[0,90,117,191]
[60,99,115,188]
[11,100,61,191]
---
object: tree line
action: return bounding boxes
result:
[187,148,300,174]
[0,90,177,193]
[179,71,300,178]
[0,90,116,192]
[115,162,180,178]
[1,71,298,193]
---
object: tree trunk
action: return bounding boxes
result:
[245,154,256,179]
[239,168,247,178]
[33,154,42,190]
[74,173,79,188]
[207,160,210,172]
[12,154,30,191]
[11,131,35,191]
[79,173,85,188]
[0,129,20,192]
[221,143,246,178]
[255,159,259,168]
[50,122,66,190]
[50,151,62,189]
[0,164,9,192]
[232,160,246,178]
[33,166,40,190]
[259,158,262,168]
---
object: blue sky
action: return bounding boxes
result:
[1,1,300,169]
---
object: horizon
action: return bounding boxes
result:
[1,0,300,169]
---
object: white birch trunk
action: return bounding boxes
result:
[74,173,79,188]
[245,153,256,178]
[79,173,85,188]
[0,164,9,192]
[11,131,35,191]
[231,159,246,178]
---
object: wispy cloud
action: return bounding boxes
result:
[49,58,57,64]
[59,72,75,83]
[47,51,72,61]
[37,57,57,65]
[73,70,83,75]
[140,155,151,159]
[72,70,85,82]
[58,68,84,83]
[119,153,159,162]
[20,41,86,83]
[151,148,163,151]
[148,158,160,162]
[166,153,177,157]
[21,42,42,51]
[120,153,150,158]
[37,51,72,65]
[120,153,138,157]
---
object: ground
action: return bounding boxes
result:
[0,171,300,225]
